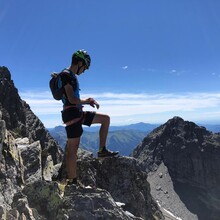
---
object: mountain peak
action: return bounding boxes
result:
[0,66,11,81]
[0,67,62,172]
[132,117,220,219]
[165,116,195,129]
[167,116,184,123]
[155,116,210,140]
[132,117,213,168]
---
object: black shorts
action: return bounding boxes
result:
[62,108,96,138]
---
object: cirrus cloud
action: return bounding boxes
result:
[20,91,220,127]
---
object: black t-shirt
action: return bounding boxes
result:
[60,69,78,106]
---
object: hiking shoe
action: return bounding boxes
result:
[66,178,77,185]
[67,178,85,188]
[98,148,119,158]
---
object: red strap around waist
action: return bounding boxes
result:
[63,105,76,110]
[63,105,83,111]
[63,106,84,126]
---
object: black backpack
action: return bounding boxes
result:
[49,70,72,100]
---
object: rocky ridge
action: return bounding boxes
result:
[0,66,63,178]
[132,116,220,220]
[0,67,164,220]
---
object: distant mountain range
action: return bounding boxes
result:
[200,124,220,133]
[48,123,158,156]
[48,122,220,156]
[84,122,160,132]
[48,122,160,132]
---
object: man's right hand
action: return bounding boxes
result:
[87,98,100,109]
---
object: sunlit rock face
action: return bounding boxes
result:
[0,66,63,179]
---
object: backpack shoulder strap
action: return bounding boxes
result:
[59,69,77,92]
[61,68,72,74]
[60,69,75,79]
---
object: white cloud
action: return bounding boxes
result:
[169,69,185,76]
[122,66,128,70]
[20,91,220,127]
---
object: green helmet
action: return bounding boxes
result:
[72,49,91,69]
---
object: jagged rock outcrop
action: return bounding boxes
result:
[0,120,45,212]
[0,127,163,219]
[5,181,143,220]
[78,156,163,220]
[0,66,63,173]
[1,156,164,220]
[132,116,220,220]
[0,66,164,219]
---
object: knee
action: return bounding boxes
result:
[103,114,110,125]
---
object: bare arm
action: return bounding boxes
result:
[64,83,99,109]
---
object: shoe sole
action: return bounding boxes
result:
[97,152,119,159]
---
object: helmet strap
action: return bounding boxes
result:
[76,65,80,75]
[76,62,84,75]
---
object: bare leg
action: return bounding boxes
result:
[91,113,110,148]
[66,137,80,179]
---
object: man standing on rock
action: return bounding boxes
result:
[60,50,118,185]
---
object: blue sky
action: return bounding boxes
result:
[1,0,220,128]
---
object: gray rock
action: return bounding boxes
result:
[0,117,6,160]
[1,125,164,220]
[63,186,139,220]
[17,138,42,184]
[0,205,6,219]
[159,173,163,178]
[77,156,164,220]
[132,116,220,220]
[0,66,63,179]
[0,128,23,210]
[19,180,145,220]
